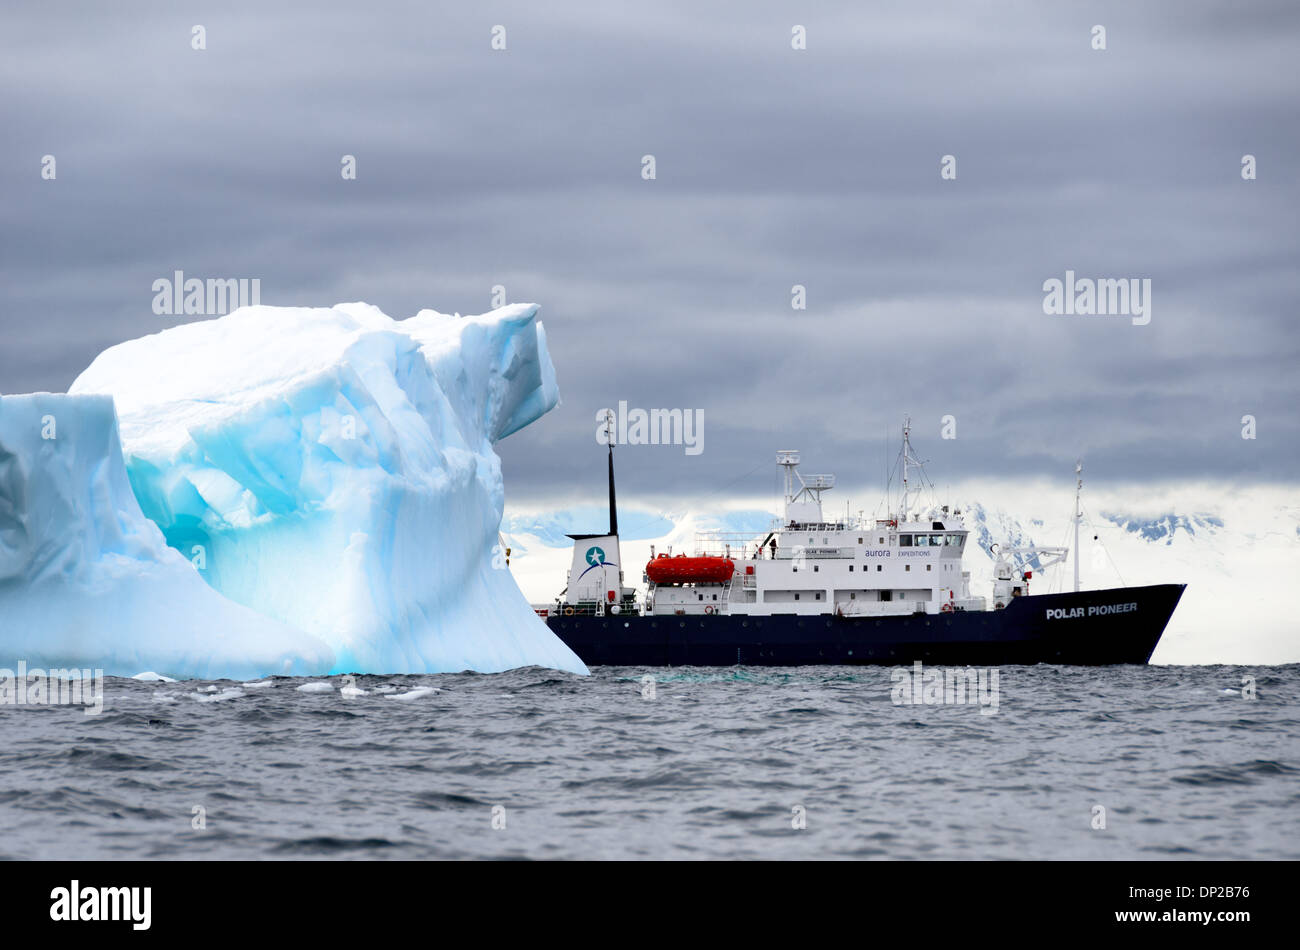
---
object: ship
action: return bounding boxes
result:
[533,416,1185,667]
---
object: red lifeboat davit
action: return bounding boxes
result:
[645,553,735,585]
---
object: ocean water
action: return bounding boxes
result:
[1,664,1296,860]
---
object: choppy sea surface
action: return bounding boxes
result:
[1,664,1297,860]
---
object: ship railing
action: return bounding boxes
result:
[691,529,777,558]
[542,602,641,618]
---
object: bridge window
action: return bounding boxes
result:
[900,535,913,547]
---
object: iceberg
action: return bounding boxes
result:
[4,301,588,678]
[0,393,335,679]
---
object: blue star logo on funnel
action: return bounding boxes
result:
[579,545,616,578]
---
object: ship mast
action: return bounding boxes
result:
[606,409,618,537]
[899,416,924,521]
[1072,460,1082,593]
[901,417,910,519]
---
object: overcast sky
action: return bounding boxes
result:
[3,1,1296,508]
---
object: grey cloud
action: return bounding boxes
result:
[1,0,1296,503]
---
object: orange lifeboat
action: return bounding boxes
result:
[645,553,735,585]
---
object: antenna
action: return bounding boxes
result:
[1072,459,1083,593]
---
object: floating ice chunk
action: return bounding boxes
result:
[385,687,438,701]
[339,685,368,697]
[132,672,178,682]
[193,688,244,702]
[69,303,586,677]
[242,680,275,689]
[296,681,335,693]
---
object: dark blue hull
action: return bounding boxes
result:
[548,584,1186,666]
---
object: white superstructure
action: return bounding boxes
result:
[542,417,1066,620]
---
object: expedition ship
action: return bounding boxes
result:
[534,417,1185,667]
